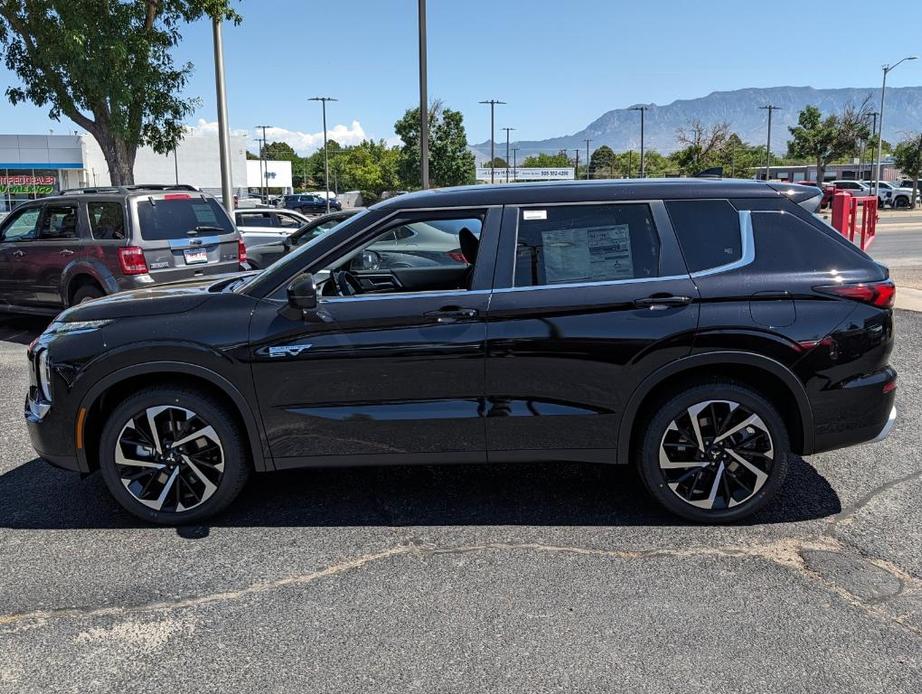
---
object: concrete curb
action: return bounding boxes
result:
[895,286,922,312]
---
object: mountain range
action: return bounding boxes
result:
[471,86,922,161]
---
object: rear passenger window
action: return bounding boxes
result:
[38,204,79,240]
[88,202,126,239]
[514,204,660,287]
[665,200,741,273]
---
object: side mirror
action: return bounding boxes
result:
[287,272,317,310]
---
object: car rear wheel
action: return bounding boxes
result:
[636,382,789,523]
[894,196,910,209]
[98,386,250,524]
[71,284,104,305]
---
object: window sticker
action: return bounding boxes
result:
[541,224,634,284]
[523,209,547,221]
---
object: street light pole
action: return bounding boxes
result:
[418,0,429,189]
[875,56,918,199]
[212,17,234,211]
[584,139,591,179]
[501,127,515,183]
[479,99,506,184]
[309,96,337,213]
[630,105,647,177]
[256,125,272,202]
[571,149,580,180]
[512,147,519,181]
[759,105,781,181]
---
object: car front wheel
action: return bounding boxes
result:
[98,386,250,524]
[637,382,790,523]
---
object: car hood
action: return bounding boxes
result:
[57,272,253,321]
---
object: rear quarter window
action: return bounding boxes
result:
[136,197,234,241]
[665,200,741,273]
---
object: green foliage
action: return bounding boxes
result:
[520,151,570,167]
[333,139,400,204]
[485,157,508,168]
[262,141,298,162]
[588,145,615,177]
[786,104,870,183]
[894,134,922,207]
[395,102,476,188]
[0,0,240,184]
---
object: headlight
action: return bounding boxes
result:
[37,349,53,402]
[44,319,113,336]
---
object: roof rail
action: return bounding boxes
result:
[60,183,201,195]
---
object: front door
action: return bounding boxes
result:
[485,201,700,461]
[30,201,83,306]
[0,205,43,307]
[249,208,499,468]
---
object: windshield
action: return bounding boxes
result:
[136,197,235,240]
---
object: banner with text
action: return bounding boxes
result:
[475,167,574,183]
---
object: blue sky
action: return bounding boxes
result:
[2,0,922,153]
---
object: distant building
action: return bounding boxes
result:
[1,133,291,212]
[752,161,901,183]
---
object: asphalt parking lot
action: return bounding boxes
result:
[1,309,921,692]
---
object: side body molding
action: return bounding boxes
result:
[616,350,815,465]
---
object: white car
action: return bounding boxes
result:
[234,208,310,248]
[831,180,886,207]
[871,181,920,209]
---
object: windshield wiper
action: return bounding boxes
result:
[188,225,226,235]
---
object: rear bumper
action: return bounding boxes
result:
[811,367,897,454]
[868,406,897,444]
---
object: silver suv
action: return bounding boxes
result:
[0,185,244,314]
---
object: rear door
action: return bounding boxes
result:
[29,201,84,307]
[485,200,699,460]
[132,193,240,282]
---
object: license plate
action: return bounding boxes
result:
[184,248,208,264]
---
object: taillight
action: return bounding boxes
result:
[117,246,148,275]
[815,279,895,308]
[238,239,247,264]
[447,249,467,264]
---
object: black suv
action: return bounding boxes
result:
[0,185,244,315]
[25,180,897,524]
[282,193,342,215]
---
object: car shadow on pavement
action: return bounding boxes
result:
[0,315,51,345]
[0,455,840,530]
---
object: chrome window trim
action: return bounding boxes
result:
[492,274,689,294]
[688,209,754,279]
[321,289,492,303]
[510,200,663,289]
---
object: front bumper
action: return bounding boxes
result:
[25,389,83,473]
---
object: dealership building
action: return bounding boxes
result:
[0,133,292,211]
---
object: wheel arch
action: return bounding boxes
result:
[617,351,814,466]
[62,259,118,305]
[77,361,270,474]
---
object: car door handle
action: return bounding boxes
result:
[58,249,75,256]
[424,307,480,323]
[634,295,693,310]
[12,249,25,257]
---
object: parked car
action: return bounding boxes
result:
[831,180,886,207]
[282,193,342,215]
[0,185,244,315]
[870,181,920,209]
[234,208,311,249]
[247,209,360,269]
[25,179,896,525]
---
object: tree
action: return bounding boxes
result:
[521,151,570,168]
[787,103,870,184]
[485,157,508,168]
[671,120,732,175]
[0,1,240,185]
[394,101,475,188]
[589,145,616,178]
[893,134,922,209]
[262,141,298,162]
[335,139,400,204]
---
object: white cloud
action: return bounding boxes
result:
[185,118,367,154]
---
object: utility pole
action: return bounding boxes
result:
[502,127,515,183]
[212,17,234,211]
[571,149,580,180]
[862,111,880,182]
[172,148,179,185]
[418,0,429,188]
[628,150,633,178]
[630,105,648,177]
[876,56,918,198]
[479,99,506,184]
[584,139,591,179]
[759,105,781,181]
[252,139,263,198]
[256,125,272,202]
[512,147,519,181]
[309,96,337,213]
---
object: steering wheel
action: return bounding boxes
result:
[332,270,362,296]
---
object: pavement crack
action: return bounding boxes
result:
[827,467,922,535]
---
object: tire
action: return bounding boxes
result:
[636,382,790,523]
[894,196,910,209]
[98,386,251,525]
[71,284,104,305]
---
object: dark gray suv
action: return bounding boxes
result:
[0,185,244,315]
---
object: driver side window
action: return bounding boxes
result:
[323,213,484,297]
[1,207,42,242]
